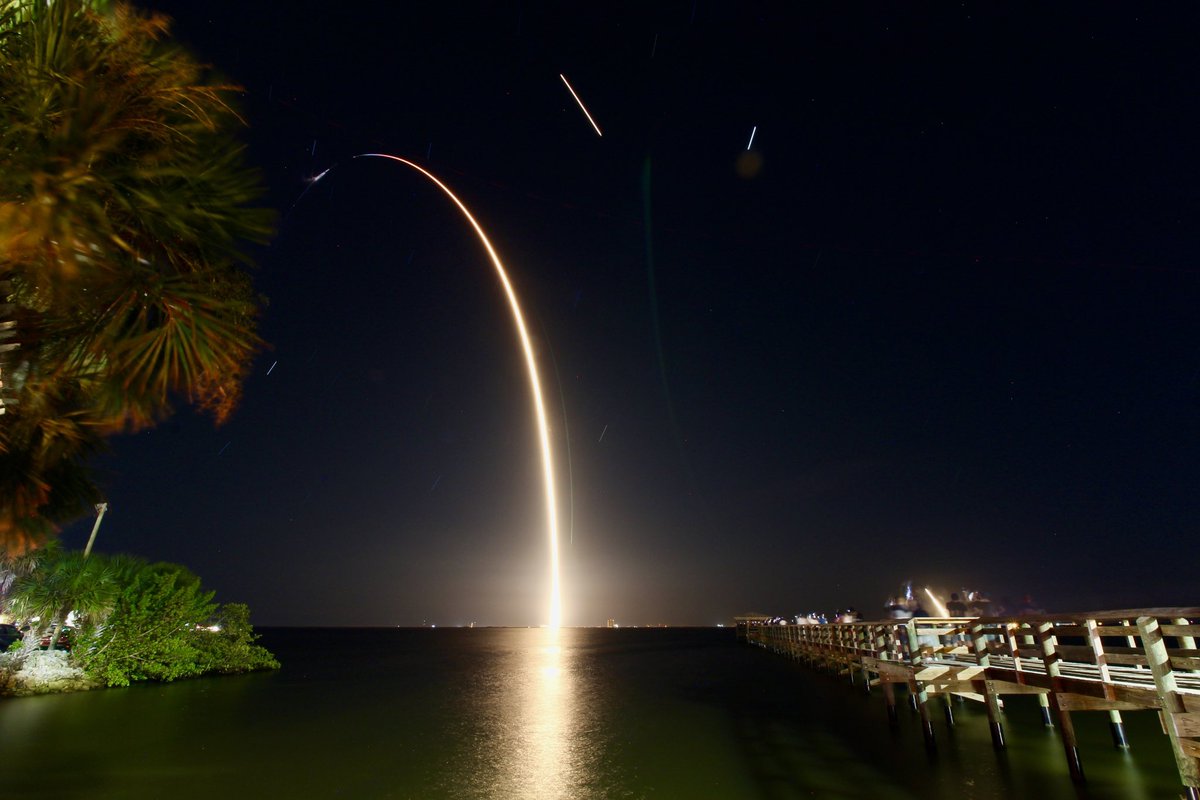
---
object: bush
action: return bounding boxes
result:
[194,603,279,674]
[73,562,277,687]
[73,562,213,686]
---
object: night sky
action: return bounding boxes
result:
[59,2,1200,626]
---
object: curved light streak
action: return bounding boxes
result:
[355,154,562,629]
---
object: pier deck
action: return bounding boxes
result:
[740,608,1200,797]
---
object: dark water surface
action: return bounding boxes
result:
[0,628,1184,798]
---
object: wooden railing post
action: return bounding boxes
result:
[1085,618,1129,748]
[840,626,854,683]
[972,619,1006,749]
[1175,618,1198,675]
[906,619,935,749]
[1138,615,1200,800]
[859,625,872,694]
[1010,620,1052,726]
[872,624,898,726]
[1038,621,1085,784]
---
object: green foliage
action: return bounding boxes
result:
[73,561,214,686]
[0,0,274,550]
[5,542,121,646]
[71,560,277,687]
[194,603,279,674]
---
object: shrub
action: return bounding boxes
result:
[74,562,215,687]
[194,603,279,674]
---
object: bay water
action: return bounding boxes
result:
[0,627,1182,798]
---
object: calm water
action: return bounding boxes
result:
[0,627,1184,799]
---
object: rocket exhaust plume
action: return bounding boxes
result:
[924,587,949,617]
[355,154,563,628]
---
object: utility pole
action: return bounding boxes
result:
[82,502,108,557]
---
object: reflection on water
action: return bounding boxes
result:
[448,628,611,799]
[433,627,603,799]
[0,627,1182,799]
[490,629,577,799]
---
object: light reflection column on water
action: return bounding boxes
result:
[484,627,579,799]
[353,153,563,629]
[530,627,574,798]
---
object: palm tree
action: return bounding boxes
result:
[5,544,122,651]
[0,0,274,551]
[0,544,47,616]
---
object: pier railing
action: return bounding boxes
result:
[739,608,1200,797]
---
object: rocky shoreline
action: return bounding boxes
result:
[0,651,104,697]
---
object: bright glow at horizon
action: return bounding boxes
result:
[559,74,603,137]
[924,587,950,617]
[356,154,563,629]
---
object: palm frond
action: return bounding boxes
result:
[0,0,274,545]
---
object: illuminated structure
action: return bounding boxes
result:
[354,154,563,628]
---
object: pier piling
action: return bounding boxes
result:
[739,607,1200,794]
[1037,694,1053,727]
[883,681,899,727]
[1108,710,1129,748]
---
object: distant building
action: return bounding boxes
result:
[606,619,616,628]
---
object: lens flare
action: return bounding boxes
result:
[355,154,563,628]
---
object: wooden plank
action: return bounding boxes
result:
[1055,694,1145,712]
[987,669,1054,691]
[1180,738,1200,759]
[985,680,1049,696]
[1104,653,1149,666]
[1049,608,1200,622]
[1103,645,1151,655]
[1055,644,1097,662]
[988,668,1160,707]
[866,661,915,680]
[1059,676,1160,707]
[1168,712,1200,738]
[1172,657,1200,671]
[934,645,973,655]
[948,691,986,703]
[915,627,966,636]
[953,666,986,681]
[914,665,950,681]
[1162,625,1200,637]
[973,626,1009,636]
[1052,626,1091,637]
[1093,627,1147,638]
[923,686,985,702]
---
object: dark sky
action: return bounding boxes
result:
[61,2,1200,626]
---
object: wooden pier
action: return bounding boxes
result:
[739,608,1200,798]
